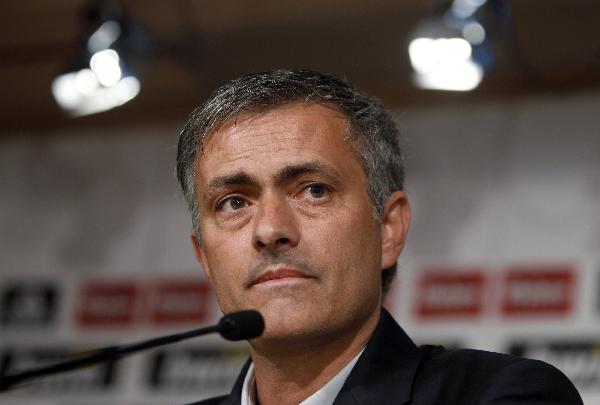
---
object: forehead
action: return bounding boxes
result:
[196,103,361,178]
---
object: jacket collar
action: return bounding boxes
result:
[332,308,422,405]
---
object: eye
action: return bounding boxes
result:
[300,183,331,201]
[217,195,248,213]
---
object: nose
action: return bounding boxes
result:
[252,192,300,253]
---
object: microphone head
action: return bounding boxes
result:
[218,310,265,341]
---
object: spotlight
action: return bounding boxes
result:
[52,1,141,117]
[408,0,490,92]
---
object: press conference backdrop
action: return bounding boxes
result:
[1,90,599,404]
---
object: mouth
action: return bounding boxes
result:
[254,268,313,285]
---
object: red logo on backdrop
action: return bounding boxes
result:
[416,270,485,319]
[77,282,138,327]
[502,266,574,316]
[150,281,212,324]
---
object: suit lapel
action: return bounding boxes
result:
[332,309,423,405]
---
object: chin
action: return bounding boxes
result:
[259,307,324,341]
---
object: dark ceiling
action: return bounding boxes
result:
[2,0,600,134]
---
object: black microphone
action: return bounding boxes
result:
[0,310,264,392]
[218,309,264,341]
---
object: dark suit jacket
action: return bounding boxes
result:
[187,309,583,405]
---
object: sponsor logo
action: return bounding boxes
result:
[502,266,574,316]
[415,270,485,319]
[146,345,249,392]
[509,340,600,390]
[76,281,138,327]
[0,282,59,327]
[0,346,117,392]
[150,281,212,324]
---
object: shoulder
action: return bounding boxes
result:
[418,345,532,374]
[412,346,583,404]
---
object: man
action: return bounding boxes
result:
[176,69,582,405]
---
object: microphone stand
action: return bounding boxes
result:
[0,310,263,392]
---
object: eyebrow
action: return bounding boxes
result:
[273,162,341,186]
[202,161,341,200]
[204,172,259,199]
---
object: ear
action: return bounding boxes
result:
[191,233,213,284]
[380,191,411,269]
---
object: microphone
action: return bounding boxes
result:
[0,310,264,392]
[218,309,264,341]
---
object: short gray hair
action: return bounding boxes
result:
[176,69,405,294]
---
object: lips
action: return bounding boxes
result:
[254,268,312,285]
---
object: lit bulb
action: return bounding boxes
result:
[409,36,482,91]
[90,49,122,87]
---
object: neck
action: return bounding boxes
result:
[249,308,381,405]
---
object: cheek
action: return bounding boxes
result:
[336,204,381,257]
[310,206,381,280]
[202,235,247,300]
[202,221,250,271]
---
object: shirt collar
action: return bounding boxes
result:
[241,348,364,405]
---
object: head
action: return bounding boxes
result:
[177,69,406,296]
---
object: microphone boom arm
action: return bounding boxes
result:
[0,310,263,392]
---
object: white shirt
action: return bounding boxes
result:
[241,349,364,405]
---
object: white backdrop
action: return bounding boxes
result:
[1,90,599,404]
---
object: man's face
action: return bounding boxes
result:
[193,103,404,345]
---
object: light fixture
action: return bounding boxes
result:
[52,1,141,117]
[407,0,490,92]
